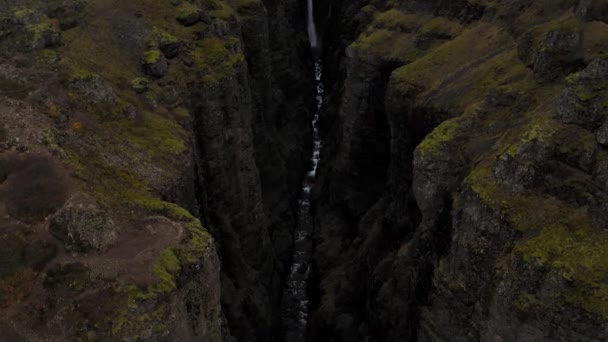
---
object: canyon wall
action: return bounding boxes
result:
[310,0,608,340]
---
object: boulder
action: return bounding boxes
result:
[555,57,608,135]
[70,72,117,105]
[147,29,181,59]
[143,49,168,78]
[533,29,584,82]
[176,3,201,26]
[49,195,117,252]
[131,77,149,94]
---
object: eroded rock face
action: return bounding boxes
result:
[555,56,608,134]
[533,29,584,82]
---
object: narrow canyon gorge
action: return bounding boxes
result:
[1,0,608,341]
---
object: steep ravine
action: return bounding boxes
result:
[190,1,316,340]
[2,0,608,341]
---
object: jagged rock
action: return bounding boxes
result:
[143,49,168,78]
[576,0,608,22]
[533,29,584,81]
[555,57,608,134]
[70,72,117,105]
[49,195,117,252]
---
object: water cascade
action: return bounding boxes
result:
[306,0,319,49]
[281,3,323,340]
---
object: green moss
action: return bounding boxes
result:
[26,19,60,50]
[392,24,512,91]
[210,1,236,19]
[144,49,162,64]
[111,298,170,338]
[416,114,470,158]
[146,28,180,52]
[504,117,558,157]
[464,158,608,319]
[373,9,425,31]
[37,49,61,65]
[14,8,35,20]
[419,17,463,37]
[115,112,186,156]
[190,37,245,84]
[150,249,181,294]
[176,2,200,21]
[130,77,149,93]
[416,106,478,160]
[349,10,428,62]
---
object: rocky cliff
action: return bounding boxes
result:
[2,0,608,341]
[310,0,608,341]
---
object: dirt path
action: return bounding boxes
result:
[54,216,184,286]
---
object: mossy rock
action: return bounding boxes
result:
[533,28,584,81]
[49,195,117,252]
[69,71,117,105]
[27,21,62,51]
[131,77,149,94]
[147,29,181,58]
[176,3,201,26]
[12,8,40,25]
[143,50,168,78]
[555,57,608,131]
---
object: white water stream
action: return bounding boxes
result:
[282,3,323,339]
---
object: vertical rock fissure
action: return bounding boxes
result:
[281,2,323,340]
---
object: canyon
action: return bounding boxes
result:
[1,0,608,341]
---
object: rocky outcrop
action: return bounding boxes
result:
[49,194,117,252]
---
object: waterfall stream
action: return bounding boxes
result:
[282,3,323,340]
[306,0,319,49]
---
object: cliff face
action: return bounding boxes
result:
[0,0,310,340]
[311,0,608,340]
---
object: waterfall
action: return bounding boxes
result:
[307,0,319,49]
[281,16,324,339]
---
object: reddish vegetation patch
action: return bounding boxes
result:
[0,153,74,222]
[0,269,36,306]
